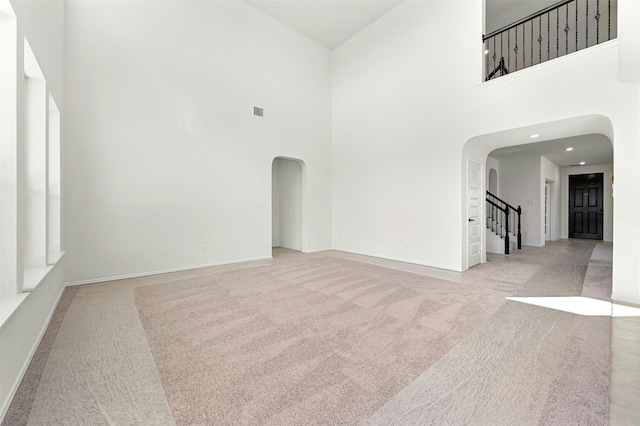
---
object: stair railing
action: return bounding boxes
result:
[486,57,509,80]
[486,191,522,254]
[483,0,617,81]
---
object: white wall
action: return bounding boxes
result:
[560,163,614,241]
[272,158,302,250]
[10,0,64,103]
[498,155,542,246]
[333,0,640,304]
[486,155,499,194]
[541,156,561,242]
[333,1,480,270]
[1,0,66,419]
[618,0,640,80]
[64,1,332,283]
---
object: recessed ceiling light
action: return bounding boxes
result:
[529,134,540,138]
[484,49,490,54]
[565,147,574,151]
[579,161,586,165]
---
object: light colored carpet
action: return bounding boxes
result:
[2,240,612,425]
[14,283,175,425]
[134,256,506,425]
[2,287,79,425]
[367,240,610,425]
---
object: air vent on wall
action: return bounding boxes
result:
[253,106,264,117]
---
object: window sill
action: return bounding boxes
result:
[23,251,65,292]
[0,251,66,329]
[0,292,30,329]
[23,265,54,292]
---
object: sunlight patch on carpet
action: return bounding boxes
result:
[507,296,640,317]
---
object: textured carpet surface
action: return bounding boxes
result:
[3,240,613,425]
[134,257,505,425]
[2,287,79,426]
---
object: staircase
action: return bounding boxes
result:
[486,191,521,255]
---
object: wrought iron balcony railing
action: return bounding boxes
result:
[483,0,617,81]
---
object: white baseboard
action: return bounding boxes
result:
[329,248,461,272]
[611,297,640,308]
[65,256,273,287]
[0,285,65,423]
[302,247,331,254]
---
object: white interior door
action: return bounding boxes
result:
[468,159,481,268]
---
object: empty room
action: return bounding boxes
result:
[1,0,639,424]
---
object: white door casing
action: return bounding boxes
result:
[468,159,481,268]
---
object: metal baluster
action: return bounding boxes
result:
[491,204,493,231]
[586,0,589,47]
[515,26,518,70]
[508,30,511,69]
[538,16,542,64]
[530,20,533,66]
[608,0,611,40]
[505,209,510,254]
[595,0,601,44]
[523,23,526,67]
[493,37,497,71]
[494,203,497,234]
[493,205,496,232]
[565,4,569,54]
[517,206,522,249]
[501,32,504,69]
[576,0,579,51]
[547,13,550,60]
[504,207,511,254]
[556,9,560,58]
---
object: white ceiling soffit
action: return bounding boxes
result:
[490,134,613,167]
[244,0,405,50]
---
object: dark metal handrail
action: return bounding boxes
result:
[483,0,616,81]
[484,0,573,41]
[487,191,519,213]
[486,191,522,254]
[486,198,506,213]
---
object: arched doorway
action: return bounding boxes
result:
[461,114,614,270]
[272,157,304,252]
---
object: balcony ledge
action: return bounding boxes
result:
[480,39,618,87]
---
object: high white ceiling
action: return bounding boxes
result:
[243,0,405,50]
[490,134,613,167]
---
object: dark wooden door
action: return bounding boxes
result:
[569,173,604,240]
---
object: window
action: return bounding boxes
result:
[23,38,48,290]
[48,94,61,264]
[0,0,18,297]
